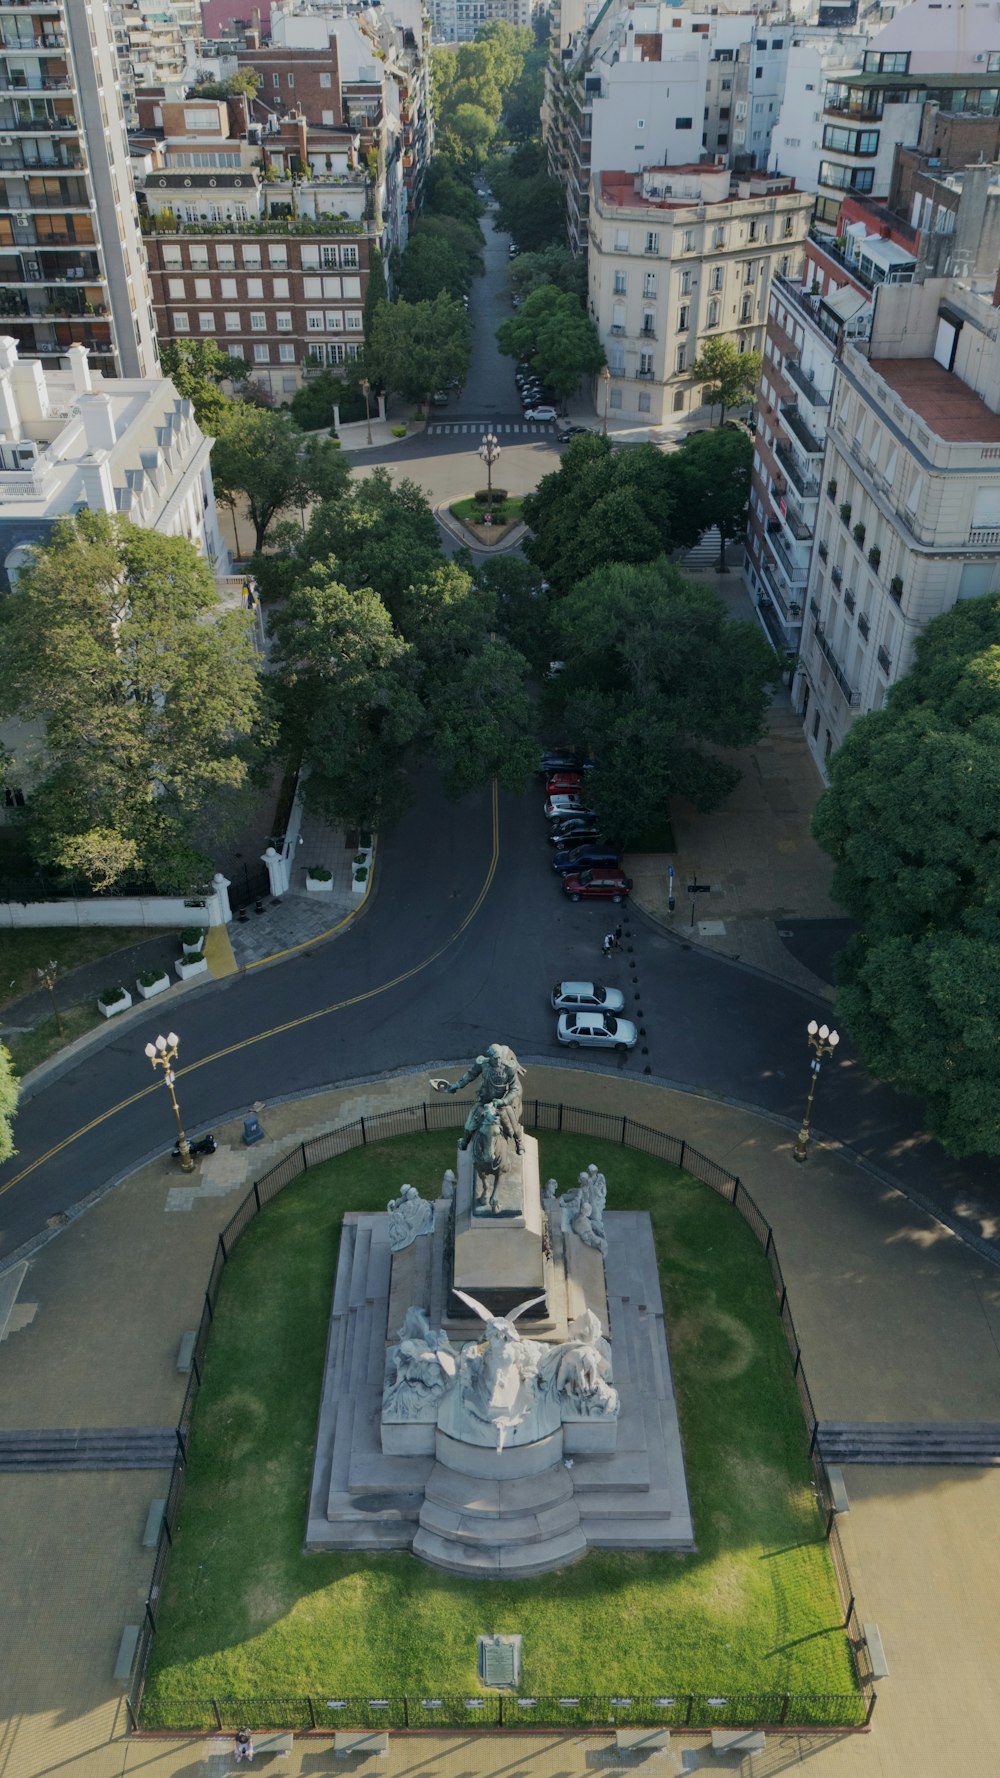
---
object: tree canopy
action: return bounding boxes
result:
[521,435,677,591]
[159,338,250,429]
[667,427,754,569]
[488,141,565,250]
[211,403,347,551]
[365,292,471,405]
[509,244,586,303]
[0,512,263,891]
[813,594,1000,1155]
[0,1042,17,1165]
[692,339,762,423]
[496,283,604,402]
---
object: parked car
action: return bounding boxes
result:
[539,750,584,775]
[556,425,590,442]
[545,771,583,795]
[549,821,601,846]
[545,794,594,820]
[561,868,632,903]
[551,980,626,1013]
[551,846,621,875]
[508,243,519,257]
[430,390,449,406]
[525,405,558,423]
[556,1011,637,1051]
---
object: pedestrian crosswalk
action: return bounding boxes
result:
[426,420,555,436]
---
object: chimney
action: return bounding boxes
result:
[81,393,117,452]
[67,343,93,395]
[297,113,309,169]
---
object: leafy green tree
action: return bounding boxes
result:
[489,142,566,249]
[269,576,423,834]
[474,555,554,672]
[510,245,585,302]
[504,40,546,138]
[397,230,464,303]
[691,338,762,424]
[423,160,483,225]
[159,338,250,428]
[552,559,777,844]
[666,427,753,570]
[813,595,1000,1155]
[211,403,345,551]
[0,1041,18,1164]
[303,470,442,632]
[363,244,388,335]
[522,435,677,591]
[497,283,603,403]
[0,513,262,890]
[365,293,470,406]
[446,102,499,165]
[413,574,537,796]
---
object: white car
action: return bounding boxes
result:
[556,1011,638,1051]
[524,405,558,423]
[551,980,626,1013]
[544,794,594,820]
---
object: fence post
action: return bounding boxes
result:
[780,1694,790,1725]
[793,1347,802,1378]
[175,1427,187,1463]
[212,1698,223,1730]
[865,1687,877,1725]
[558,1103,563,1132]
[361,1116,367,1145]
[253,1180,261,1212]
[217,1231,228,1265]
[764,1227,774,1259]
[145,1599,157,1635]
[685,1695,694,1726]
[843,1592,855,1630]
[125,1693,139,1732]
[826,1508,835,1540]
[423,1103,428,1132]
[307,1697,317,1729]
[301,1142,308,1170]
[678,1138,686,1169]
[778,1284,787,1317]
[203,1288,214,1324]
[192,1352,201,1388]
[403,1696,409,1729]
[621,1115,627,1143]
[731,1176,740,1205]
[809,1420,819,1457]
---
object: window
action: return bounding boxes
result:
[199,312,215,332]
[173,312,189,332]
[250,312,266,331]
[638,391,651,413]
[676,116,692,130]
[243,247,261,269]
[741,293,753,321]
[306,311,324,331]
[615,228,629,251]
[346,311,362,330]
[246,277,263,299]
[722,77,732,90]
[713,224,726,248]
[273,277,290,299]
[748,219,758,242]
[645,230,659,254]
[220,278,237,299]
[279,344,296,362]
[755,66,763,78]
[677,304,689,331]
[819,160,875,194]
[269,247,288,269]
[637,117,645,129]
[189,246,209,269]
[744,260,756,283]
[643,272,656,298]
[225,312,241,331]
[642,311,655,336]
[772,36,783,47]
[711,265,723,291]
[276,312,292,330]
[287,72,294,87]
[823,124,880,154]
[272,71,280,86]
[673,388,685,412]
[863,49,910,73]
[320,70,332,86]
[989,51,1000,71]
[610,388,623,409]
[641,350,655,376]
[707,297,720,326]
[341,246,359,269]
[675,345,686,374]
[216,248,236,269]
[325,311,343,330]
[683,229,695,251]
[608,344,625,374]
[254,343,270,362]
[613,270,626,294]
[167,277,185,299]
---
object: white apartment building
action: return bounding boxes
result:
[429,0,535,44]
[588,163,812,430]
[0,0,159,378]
[796,279,1000,777]
[0,336,226,592]
[768,27,869,191]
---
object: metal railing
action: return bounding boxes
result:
[126,1100,876,1736]
[815,626,862,706]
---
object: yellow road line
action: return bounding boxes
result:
[243,836,379,970]
[0,784,499,1199]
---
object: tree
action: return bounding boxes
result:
[667,427,753,570]
[489,141,566,249]
[396,216,482,304]
[159,339,250,428]
[691,339,762,424]
[365,293,470,406]
[446,102,499,166]
[509,245,586,303]
[812,594,1000,1156]
[0,1042,18,1165]
[497,283,603,403]
[521,434,677,591]
[211,404,344,551]
[0,513,262,890]
[552,559,777,845]
[269,575,423,834]
[411,571,537,796]
[503,39,546,139]
[474,554,554,673]
[363,244,388,336]
[303,470,443,633]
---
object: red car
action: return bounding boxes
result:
[561,868,632,904]
[546,771,583,795]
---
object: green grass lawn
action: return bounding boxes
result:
[0,927,150,1013]
[142,1132,858,1728]
[450,495,525,534]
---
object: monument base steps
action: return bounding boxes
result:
[411,1522,588,1579]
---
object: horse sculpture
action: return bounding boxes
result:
[470,1103,509,1213]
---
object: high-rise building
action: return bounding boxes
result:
[587,162,812,432]
[0,0,159,377]
[794,279,1000,777]
[429,0,535,46]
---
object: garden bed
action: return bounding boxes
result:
[449,495,524,545]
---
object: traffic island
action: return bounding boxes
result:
[449,494,524,546]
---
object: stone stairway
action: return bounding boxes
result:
[0,1427,176,1471]
[817,1423,1000,1465]
[412,1464,587,1578]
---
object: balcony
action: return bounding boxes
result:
[877,644,892,676]
[857,612,870,640]
[784,357,829,409]
[760,553,803,624]
[768,487,812,542]
[968,526,1000,546]
[774,438,820,501]
[635,368,654,380]
[779,401,823,458]
[843,588,855,615]
[768,527,809,589]
[815,625,861,706]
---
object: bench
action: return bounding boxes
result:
[334,1731,390,1758]
[864,1621,889,1679]
[710,1730,766,1756]
[828,1465,850,1513]
[205,1732,293,1761]
[176,1330,197,1373]
[142,1498,166,1549]
[113,1625,139,1684]
[615,1729,671,1755]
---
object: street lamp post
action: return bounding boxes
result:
[792,1019,840,1164]
[36,959,62,1035]
[602,364,611,436]
[361,376,373,446]
[479,430,501,516]
[144,1031,195,1172]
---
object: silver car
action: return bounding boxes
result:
[551,980,626,1013]
[556,1011,638,1051]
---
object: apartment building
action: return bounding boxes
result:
[588,163,812,430]
[795,279,1000,777]
[0,0,159,378]
[0,334,226,591]
[429,0,534,45]
[139,103,373,395]
[814,0,1000,230]
[745,232,876,658]
[768,27,868,191]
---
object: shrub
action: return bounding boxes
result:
[353,865,369,882]
[852,522,866,545]
[391,424,407,438]
[827,479,838,500]
[138,969,167,988]
[98,985,126,1007]
[179,927,204,948]
[475,487,508,504]
[308,864,333,881]
[839,502,852,525]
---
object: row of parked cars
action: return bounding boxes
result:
[516,363,558,425]
[540,752,638,1053]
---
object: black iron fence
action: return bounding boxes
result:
[128,1099,876,1735]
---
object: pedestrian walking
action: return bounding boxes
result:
[234,1728,254,1763]
[602,932,616,959]
[614,923,623,946]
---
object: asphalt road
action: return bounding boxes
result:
[0,769,996,1264]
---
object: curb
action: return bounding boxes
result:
[630,894,836,1005]
[433,500,528,554]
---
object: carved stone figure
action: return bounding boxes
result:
[440,1168,457,1201]
[430,1043,525,1155]
[469,1103,510,1212]
[386,1183,435,1252]
[550,1163,608,1255]
[541,1309,618,1419]
[382,1307,458,1420]
[452,1288,548,1450]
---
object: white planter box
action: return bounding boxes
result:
[352,872,369,896]
[136,974,170,1000]
[175,955,209,981]
[180,934,205,957]
[98,990,132,1019]
[306,873,334,892]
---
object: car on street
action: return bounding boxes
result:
[545,794,594,820]
[545,771,583,794]
[508,244,519,257]
[551,846,621,875]
[561,867,632,903]
[430,390,449,406]
[551,980,626,1013]
[539,750,584,775]
[524,405,558,422]
[556,1011,638,1051]
[556,425,590,442]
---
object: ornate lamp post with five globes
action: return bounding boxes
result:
[792,1019,840,1164]
[479,429,500,517]
[144,1031,195,1172]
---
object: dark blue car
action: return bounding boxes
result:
[552,845,621,875]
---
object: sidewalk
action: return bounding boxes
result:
[226,810,366,970]
[2,1063,1000,1778]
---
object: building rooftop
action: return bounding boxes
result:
[870,356,1000,442]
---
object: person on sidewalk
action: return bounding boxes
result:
[234,1728,254,1763]
[602,932,617,958]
